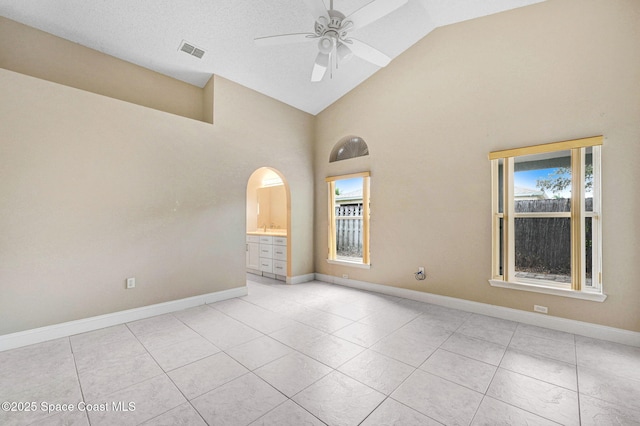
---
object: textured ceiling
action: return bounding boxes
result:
[0,0,544,115]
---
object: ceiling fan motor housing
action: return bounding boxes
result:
[314,10,348,37]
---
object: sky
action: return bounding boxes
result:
[335,177,362,194]
[514,167,593,199]
[335,169,582,198]
[514,168,558,192]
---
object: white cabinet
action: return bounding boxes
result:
[259,257,273,273]
[272,237,287,280]
[246,235,260,271]
[273,242,287,261]
[259,243,273,259]
[273,260,286,275]
[259,236,273,273]
[247,234,287,281]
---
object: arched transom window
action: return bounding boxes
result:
[329,136,369,163]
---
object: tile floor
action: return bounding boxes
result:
[2,275,640,425]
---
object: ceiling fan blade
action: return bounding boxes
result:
[303,0,329,20]
[311,52,330,82]
[346,0,408,31]
[347,38,391,67]
[254,33,316,46]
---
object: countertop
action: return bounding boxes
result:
[247,230,287,237]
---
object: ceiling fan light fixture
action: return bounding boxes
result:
[318,36,334,54]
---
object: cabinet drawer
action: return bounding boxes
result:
[246,235,260,243]
[273,237,287,246]
[259,236,273,244]
[273,246,287,261]
[273,260,286,275]
[260,258,273,273]
[259,244,273,258]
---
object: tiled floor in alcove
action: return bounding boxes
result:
[2,275,640,425]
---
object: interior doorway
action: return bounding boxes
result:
[246,168,291,281]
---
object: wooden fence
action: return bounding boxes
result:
[335,204,363,258]
[514,198,593,275]
[333,199,593,274]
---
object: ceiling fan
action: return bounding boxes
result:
[255,0,408,82]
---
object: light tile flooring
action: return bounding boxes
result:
[2,275,640,425]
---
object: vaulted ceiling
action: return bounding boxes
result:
[0,0,544,115]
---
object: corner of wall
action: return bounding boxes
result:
[203,75,215,124]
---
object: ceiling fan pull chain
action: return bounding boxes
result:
[330,52,333,79]
[331,45,335,79]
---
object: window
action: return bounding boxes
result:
[326,172,370,267]
[329,136,369,163]
[489,136,604,301]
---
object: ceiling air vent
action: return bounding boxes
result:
[179,40,205,59]
[192,48,205,59]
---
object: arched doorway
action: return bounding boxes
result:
[246,167,291,281]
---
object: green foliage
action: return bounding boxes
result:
[536,164,593,195]
[335,187,341,196]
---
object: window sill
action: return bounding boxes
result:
[489,279,607,302]
[327,259,371,269]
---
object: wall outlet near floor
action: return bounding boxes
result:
[414,267,426,281]
[342,274,349,279]
[126,277,136,289]
[533,304,548,314]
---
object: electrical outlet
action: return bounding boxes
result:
[342,274,349,279]
[534,304,548,314]
[126,277,136,289]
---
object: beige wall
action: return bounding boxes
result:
[315,0,640,331]
[213,76,316,278]
[0,68,313,335]
[0,17,211,122]
[246,170,265,232]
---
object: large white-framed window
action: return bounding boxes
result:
[489,136,605,301]
[326,172,370,268]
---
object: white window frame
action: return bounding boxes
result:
[489,136,605,302]
[326,172,370,268]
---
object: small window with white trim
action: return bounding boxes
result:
[489,136,604,301]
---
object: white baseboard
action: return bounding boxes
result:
[287,273,316,285]
[0,286,248,352]
[315,273,640,347]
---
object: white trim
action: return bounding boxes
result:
[489,279,607,302]
[0,286,247,352]
[326,259,371,269]
[513,276,569,290]
[315,274,638,347]
[287,273,316,285]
